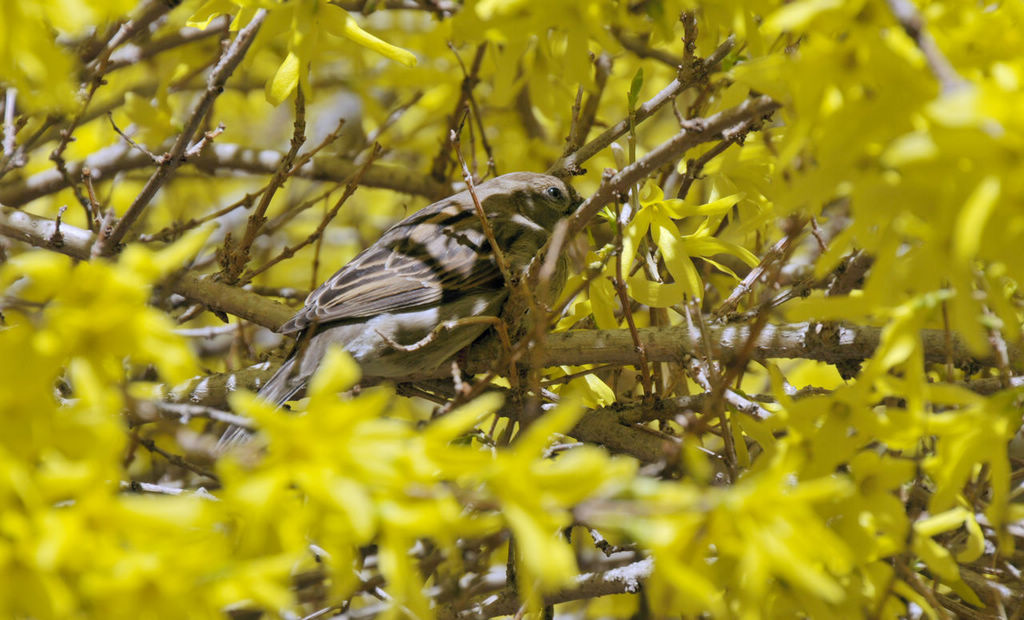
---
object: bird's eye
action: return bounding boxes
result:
[545,186,564,201]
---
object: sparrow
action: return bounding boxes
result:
[257,171,581,405]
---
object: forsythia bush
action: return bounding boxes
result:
[2,0,1024,617]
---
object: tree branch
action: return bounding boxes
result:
[563,53,612,156]
[472,320,1017,371]
[102,18,230,74]
[7,199,1005,405]
[439,558,652,620]
[566,95,780,236]
[0,142,449,207]
[0,205,293,328]
[98,9,268,254]
[549,34,736,175]
[885,0,966,94]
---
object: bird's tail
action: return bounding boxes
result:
[256,355,306,406]
[215,356,305,453]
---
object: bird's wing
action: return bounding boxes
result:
[279,204,502,334]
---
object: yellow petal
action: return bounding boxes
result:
[952,175,1000,263]
[266,51,301,106]
[321,6,417,67]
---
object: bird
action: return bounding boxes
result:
[256,171,582,406]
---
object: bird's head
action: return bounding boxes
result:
[474,172,582,230]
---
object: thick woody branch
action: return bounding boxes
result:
[125,318,1023,420]
[570,408,679,464]
[0,142,448,207]
[468,321,1017,371]
[439,558,652,620]
[174,270,294,328]
[332,0,459,16]
[0,205,293,328]
[6,199,1007,406]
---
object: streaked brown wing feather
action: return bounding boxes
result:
[279,203,501,334]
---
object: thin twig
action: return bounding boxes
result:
[82,0,174,71]
[0,115,51,180]
[450,130,512,285]
[50,81,104,224]
[941,296,955,383]
[466,80,496,178]
[566,85,584,153]
[0,140,449,207]
[140,191,263,243]
[686,305,738,479]
[108,113,161,162]
[136,436,220,482]
[979,278,1013,390]
[885,0,966,94]
[184,123,225,158]
[681,11,698,65]
[223,87,308,282]
[98,9,267,255]
[675,135,740,199]
[241,144,382,284]
[80,168,100,232]
[48,206,67,247]
[515,83,546,142]
[365,91,424,144]
[102,17,230,74]
[0,88,28,178]
[715,234,794,316]
[90,208,116,258]
[142,401,254,429]
[2,88,16,159]
[566,95,780,236]
[563,53,613,156]
[431,43,487,182]
[309,197,330,290]
[551,35,737,174]
[610,27,681,67]
[613,202,653,397]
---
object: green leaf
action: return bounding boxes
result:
[628,67,644,110]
